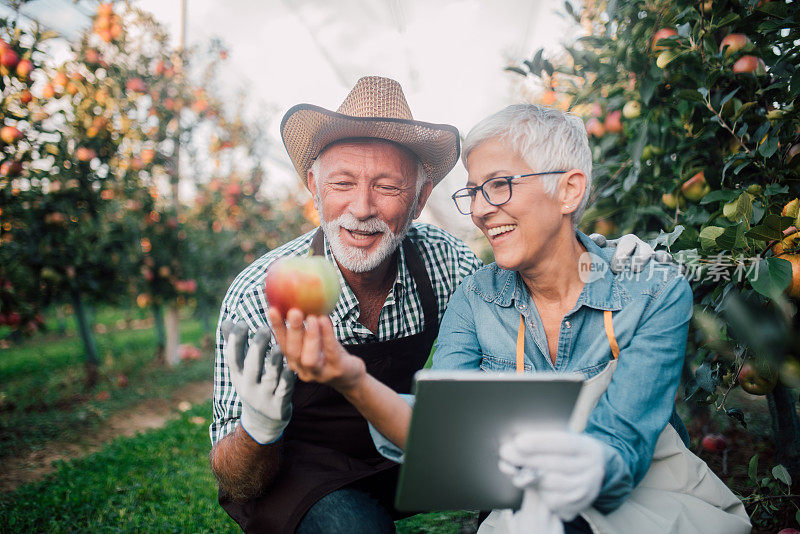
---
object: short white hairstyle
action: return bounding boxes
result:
[310,138,428,196]
[461,104,592,226]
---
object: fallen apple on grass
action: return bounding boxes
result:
[264,256,341,316]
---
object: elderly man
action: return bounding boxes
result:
[209,76,655,533]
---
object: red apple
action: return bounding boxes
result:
[738,360,778,395]
[264,256,341,316]
[125,77,147,94]
[0,126,22,144]
[0,160,22,177]
[585,117,605,137]
[732,55,766,75]
[681,171,710,201]
[0,48,19,69]
[604,110,623,134]
[719,34,750,56]
[75,147,97,162]
[19,89,32,104]
[652,28,679,52]
[777,529,800,534]
[701,433,728,452]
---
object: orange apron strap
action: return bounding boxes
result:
[604,310,619,359]
[516,314,525,374]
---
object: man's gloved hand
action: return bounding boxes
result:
[589,232,673,273]
[499,430,605,522]
[222,320,295,445]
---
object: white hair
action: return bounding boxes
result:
[461,104,593,226]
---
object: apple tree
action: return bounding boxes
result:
[508,0,799,527]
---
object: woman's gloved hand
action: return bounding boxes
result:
[499,430,606,522]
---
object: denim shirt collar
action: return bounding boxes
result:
[496,230,623,312]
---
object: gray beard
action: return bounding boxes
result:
[317,198,417,273]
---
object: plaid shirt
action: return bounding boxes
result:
[210,223,482,444]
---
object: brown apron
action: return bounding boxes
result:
[220,230,439,533]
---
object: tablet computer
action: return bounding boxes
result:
[394,369,583,512]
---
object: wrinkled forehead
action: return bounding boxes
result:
[315,138,420,173]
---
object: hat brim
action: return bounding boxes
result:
[280,104,460,189]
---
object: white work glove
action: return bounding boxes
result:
[499,430,605,522]
[589,232,673,273]
[488,487,565,534]
[222,320,295,445]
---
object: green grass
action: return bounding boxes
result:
[0,400,476,533]
[0,315,211,459]
[0,402,238,533]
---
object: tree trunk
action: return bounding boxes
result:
[767,383,800,479]
[164,304,180,366]
[70,288,99,389]
[152,303,165,363]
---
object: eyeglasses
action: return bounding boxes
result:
[451,171,566,215]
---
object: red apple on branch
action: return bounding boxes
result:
[719,34,750,56]
[738,360,778,395]
[264,256,342,316]
[0,126,23,144]
[652,28,678,52]
[732,55,766,75]
[681,171,710,201]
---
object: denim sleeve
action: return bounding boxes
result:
[585,275,693,513]
[430,283,484,370]
[368,394,415,463]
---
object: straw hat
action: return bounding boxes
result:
[280,76,460,188]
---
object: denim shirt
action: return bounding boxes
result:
[427,231,693,513]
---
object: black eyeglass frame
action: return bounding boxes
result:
[450,171,567,215]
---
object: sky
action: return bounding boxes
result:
[3,0,578,238]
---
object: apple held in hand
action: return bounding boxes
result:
[265,256,341,316]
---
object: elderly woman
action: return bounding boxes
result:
[267,105,751,533]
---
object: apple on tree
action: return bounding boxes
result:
[264,256,342,316]
[681,171,710,201]
[737,360,778,395]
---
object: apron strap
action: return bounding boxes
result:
[515,309,619,373]
[604,310,620,359]
[516,315,525,374]
[308,228,439,332]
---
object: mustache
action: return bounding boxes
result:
[330,212,392,235]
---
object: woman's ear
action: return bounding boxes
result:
[559,169,587,215]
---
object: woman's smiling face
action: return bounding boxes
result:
[465,138,568,272]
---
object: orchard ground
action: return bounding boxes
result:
[1,305,797,532]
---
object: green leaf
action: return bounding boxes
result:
[694,362,716,393]
[764,184,789,196]
[772,464,792,487]
[700,189,738,205]
[745,214,796,241]
[698,87,710,100]
[722,193,753,223]
[713,13,740,28]
[699,226,725,250]
[650,225,684,249]
[716,224,748,250]
[748,454,759,483]
[748,257,793,297]
[758,135,779,158]
[720,88,740,107]
[732,101,756,122]
[504,66,527,77]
